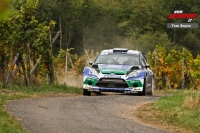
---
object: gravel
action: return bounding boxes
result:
[6,93,171,133]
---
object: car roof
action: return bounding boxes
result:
[100,48,141,55]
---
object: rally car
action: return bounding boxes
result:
[82,48,154,96]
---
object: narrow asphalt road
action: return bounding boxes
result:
[6,93,170,133]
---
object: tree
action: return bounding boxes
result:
[0,0,10,21]
[0,0,56,86]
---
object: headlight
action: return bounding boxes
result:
[127,71,138,77]
[89,68,99,75]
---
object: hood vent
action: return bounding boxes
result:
[126,65,140,75]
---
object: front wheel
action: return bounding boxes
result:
[83,89,91,96]
[138,78,146,96]
[145,77,154,96]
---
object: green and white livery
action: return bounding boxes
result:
[82,48,154,96]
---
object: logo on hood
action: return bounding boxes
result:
[98,64,132,74]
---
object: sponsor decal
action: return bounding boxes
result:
[103,73,121,78]
[99,64,130,70]
[99,64,131,74]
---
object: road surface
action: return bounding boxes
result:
[6,93,170,133]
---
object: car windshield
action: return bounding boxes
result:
[94,54,139,65]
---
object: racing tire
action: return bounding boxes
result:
[149,78,154,96]
[138,78,146,96]
[83,89,91,96]
[145,77,154,96]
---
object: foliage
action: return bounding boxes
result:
[1,0,200,88]
[0,0,56,85]
[136,31,171,53]
[3,83,82,94]
[148,45,199,90]
[21,0,199,57]
[0,0,10,21]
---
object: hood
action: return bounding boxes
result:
[98,64,133,75]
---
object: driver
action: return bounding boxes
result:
[123,57,139,65]
[107,58,118,64]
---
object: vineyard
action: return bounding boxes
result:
[147,46,200,90]
[53,46,200,90]
[1,43,200,90]
[0,0,200,90]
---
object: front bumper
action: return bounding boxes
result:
[83,84,143,93]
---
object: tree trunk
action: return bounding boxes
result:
[18,54,28,86]
[65,50,67,83]
[49,59,54,84]
[49,30,60,84]
[59,16,62,50]
[30,58,41,75]
[1,54,6,88]
[67,52,74,69]
[33,54,39,77]
[3,53,19,87]
[12,63,22,77]
[27,43,31,86]
[182,48,185,90]
[21,61,28,86]
[10,47,13,86]
[49,42,54,84]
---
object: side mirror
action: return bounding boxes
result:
[145,64,150,68]
[89,62,93,65]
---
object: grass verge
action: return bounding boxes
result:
[0,83,82,133]
[135,90,200,133]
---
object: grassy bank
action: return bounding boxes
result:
[135,90,200,133]
[0,84,82,133]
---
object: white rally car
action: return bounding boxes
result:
[82,48,154,96]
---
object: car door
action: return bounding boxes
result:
[140,53,153,92]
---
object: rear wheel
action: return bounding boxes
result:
[149,78,154,96]
[83,89,91,96]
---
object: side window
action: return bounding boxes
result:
[140,54,145,67]
[142,53,147,63]
[142,55,147,64]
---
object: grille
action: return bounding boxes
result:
[96,78,128,88]
[101,73,125,75]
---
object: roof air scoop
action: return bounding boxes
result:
[113,48,129,53]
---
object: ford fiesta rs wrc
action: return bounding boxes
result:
[82,48,154,96]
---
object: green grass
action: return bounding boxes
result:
[0,93,29,133]
[4,83,82,94]
[154,90,200,132]
[0,83,82,133]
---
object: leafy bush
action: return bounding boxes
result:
[148,45,200,90]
